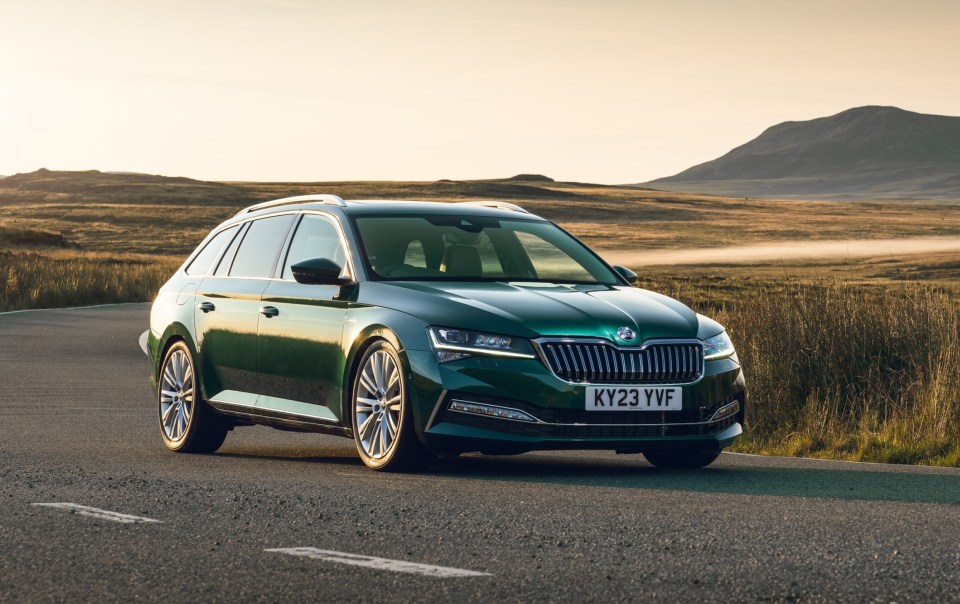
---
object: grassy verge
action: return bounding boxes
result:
[0,249,181,312]
[652,277,960,466]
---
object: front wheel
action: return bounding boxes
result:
[351,340,431,471]
[643,448,721,469]
[158,341,228,453]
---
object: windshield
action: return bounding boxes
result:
[352,214,620,284]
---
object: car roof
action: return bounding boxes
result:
[345,200,541,217]
[234,197,546,222]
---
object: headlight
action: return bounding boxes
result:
[702,331,735,360]
[427,327,537,363]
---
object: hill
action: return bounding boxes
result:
[0,168,256,204]
[0,169,586,206]
[645,106,960,199]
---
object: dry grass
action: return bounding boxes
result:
[722,281,960,465]
[0,202,236,255]
[630,272,960,465]
[0,249,180,312]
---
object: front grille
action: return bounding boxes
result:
[538,340,703,384]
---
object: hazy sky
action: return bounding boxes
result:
[1,0,959,183]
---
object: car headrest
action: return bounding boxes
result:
[440,244,482,277]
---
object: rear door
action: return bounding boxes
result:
[195,213,296,406]
[256,212,353,423]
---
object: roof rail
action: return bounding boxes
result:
[458,200,529,214]
[236,194,347,217]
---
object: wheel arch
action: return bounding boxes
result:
[340,324,407,433]
[156,323,202,394]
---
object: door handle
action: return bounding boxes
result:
[259,305,279,318]
[197,302,216,313]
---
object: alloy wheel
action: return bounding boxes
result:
[159,349,194,442]
[354,350,403,460]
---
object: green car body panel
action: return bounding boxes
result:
[149,198,746,462]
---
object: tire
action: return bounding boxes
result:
[643,448,721,469]
[351,340,432,471]
[158,341,228,454]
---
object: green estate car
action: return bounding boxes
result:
[148,195,746,471]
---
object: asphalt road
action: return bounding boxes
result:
[2,304,960,603]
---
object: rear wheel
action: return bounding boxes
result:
[158,341,228,453]
[351,340,431,471]
[643,448,720,469]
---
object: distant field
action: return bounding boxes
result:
[2,171,959,465]
[5,177,958,299]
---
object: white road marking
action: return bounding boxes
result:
[31,503,163,524]
[138,330,150,356]
[265,547,491,578]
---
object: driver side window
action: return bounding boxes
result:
[282,214,349,280]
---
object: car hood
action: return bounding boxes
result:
[362,281,700,343]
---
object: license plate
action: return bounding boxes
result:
[585,386,682,411]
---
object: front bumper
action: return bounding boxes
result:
[404,349,747,455]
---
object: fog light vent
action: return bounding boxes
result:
[709,400,740,422]
[449,400,541,423]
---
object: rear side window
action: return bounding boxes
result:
[184,226,238,276]
[213,223,247,276]
[229,214,296,278]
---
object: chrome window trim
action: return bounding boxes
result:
[277,210,358,283]
[178,210,300,278]
[222,212,300,280]
[179,208,362,283]
[183,224,241,277]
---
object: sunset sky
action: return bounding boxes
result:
[1,0,958,184]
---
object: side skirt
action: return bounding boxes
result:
[208,400,353,438]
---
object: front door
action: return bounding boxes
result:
[256,213,353,423]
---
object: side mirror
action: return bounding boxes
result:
[290,257,353,285]
[612,265,638,286]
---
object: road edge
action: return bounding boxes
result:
[0,302,149,317]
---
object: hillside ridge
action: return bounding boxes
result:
[645,106,960,199]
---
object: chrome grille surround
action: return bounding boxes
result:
[533,337,704,385]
